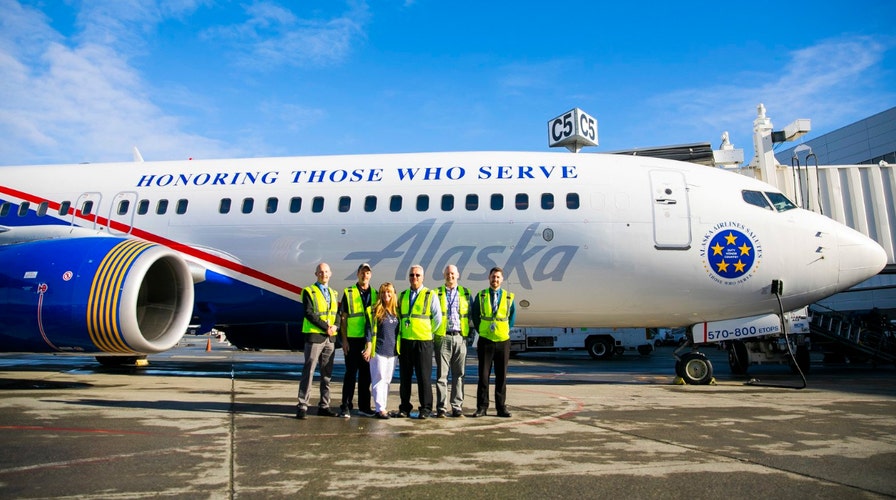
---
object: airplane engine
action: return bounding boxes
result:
[0,237,194,354]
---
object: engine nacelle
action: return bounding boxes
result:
[0,237,194,354]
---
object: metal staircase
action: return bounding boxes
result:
[809,306,896,365]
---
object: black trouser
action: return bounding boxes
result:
[477,337,510,412]
[398,339,433,414]
[341,337,372,413]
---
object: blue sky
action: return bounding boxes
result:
[1,0,894,166]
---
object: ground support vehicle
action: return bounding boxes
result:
[509,327,654,359]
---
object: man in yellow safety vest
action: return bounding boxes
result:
[396,264,442,419]
[295,262,340,419]
[470,266,516,418]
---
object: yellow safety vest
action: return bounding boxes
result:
[477,288,514,342]
[302,284,338,334]
[399,288,435,341]
[342,285,377,338]
[434,285,471,337]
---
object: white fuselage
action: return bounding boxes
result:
[1,151,886,329]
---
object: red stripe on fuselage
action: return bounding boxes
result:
[0,184,303,296]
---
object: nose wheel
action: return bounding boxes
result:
[675,352,714,385]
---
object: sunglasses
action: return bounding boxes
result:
[409,273,421,277]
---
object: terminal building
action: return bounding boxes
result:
[775,106,896,166]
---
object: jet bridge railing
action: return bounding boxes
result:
[809,305,896,366]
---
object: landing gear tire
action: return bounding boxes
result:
[678,352,713,385]
[586,338,613,360]
[728,340,749,375]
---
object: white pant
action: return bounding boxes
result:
[370,354,396,413]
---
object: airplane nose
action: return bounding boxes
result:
[837,225,887,288]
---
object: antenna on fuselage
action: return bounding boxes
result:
[133,146,144,163]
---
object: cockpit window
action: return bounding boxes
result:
[742,190,773,210]
[765,191,797,212]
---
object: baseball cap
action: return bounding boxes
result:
[357,263,372,272]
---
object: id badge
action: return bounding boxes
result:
[405,320,411,328]
[490,323,497,332]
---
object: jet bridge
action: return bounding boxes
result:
[809,306,896,366]
[747,104,896,274]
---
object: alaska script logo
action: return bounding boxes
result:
[344,219,579,290]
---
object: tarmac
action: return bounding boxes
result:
[0,340,894,499]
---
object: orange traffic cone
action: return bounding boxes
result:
[206,338,212,352]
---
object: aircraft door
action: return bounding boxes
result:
[649,170,691,249]
[108,191,138,235]
[73,192,102,230]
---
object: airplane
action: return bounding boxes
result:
[0,151,887,382]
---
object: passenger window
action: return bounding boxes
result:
[155,199,167,215]
[289,197,302,213]
[741,190,772,210]
[0,202,9,217]
[364,196,377,212]
[176,199,188,215]
[136,199,148,215]
[18,201,30,216]
[416,195,429,212]
[541,193,554,210]
[312,196,324,213]
[390,195,402,212]
[339,196,351,213]
[441,194,454,211]
[82,200,94,215]
[37,201,48,216]
[566,193,580,209]
[219,198,231,214]
[465,194,478,211]
[515,193,528,210]
[58,201,72,216]
[266,197,278,214]
[765,192,797,212]
[241,198,254,214]
[490,194,503,210]
[117,200,130,215]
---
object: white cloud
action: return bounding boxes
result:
[204,1,370,70]
[0,0,227,165]
[644,36,896,155]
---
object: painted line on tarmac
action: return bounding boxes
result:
[0,444,220,476]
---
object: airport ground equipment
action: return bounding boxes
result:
[673,307,811,384]
[808,306,896,366]
[509,327,654,359]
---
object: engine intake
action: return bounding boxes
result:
[0,237,194,354]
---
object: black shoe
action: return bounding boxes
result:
[295,407,307,419]
[450,409,464,418]
[358,409,375,418]
[497,410,512,418]
[317,407,337,417]
[389,410,409,418]
[472,409,487,417]
[375,411,390,419]
[436,409,447,418]
[417,410,430,420]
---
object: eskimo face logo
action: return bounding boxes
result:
[701,224,761,285]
